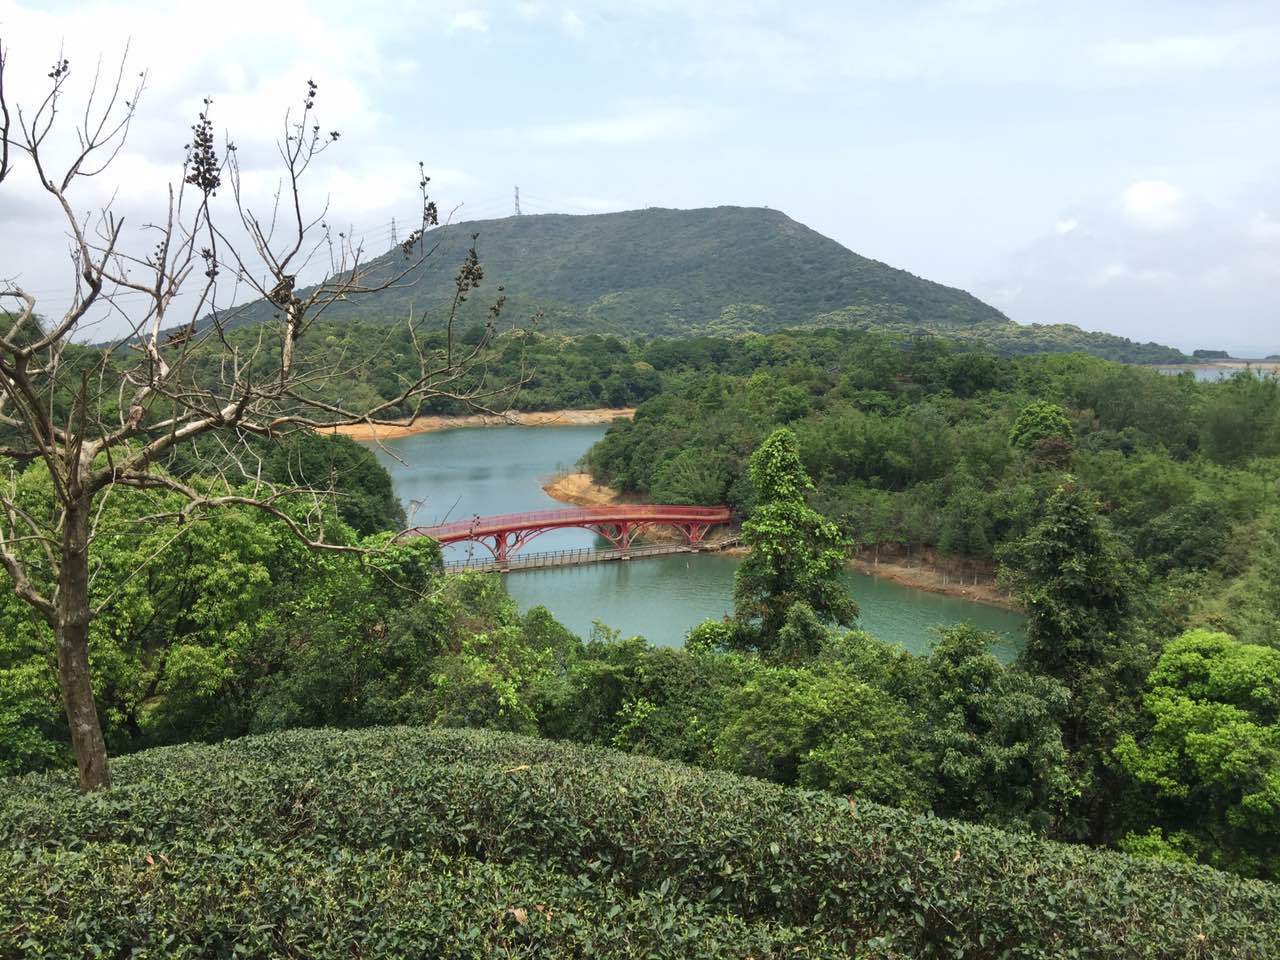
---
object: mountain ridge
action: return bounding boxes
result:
[221,205,1185,362]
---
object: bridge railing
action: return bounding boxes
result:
[443,535,739,573]
[404,504,732,541]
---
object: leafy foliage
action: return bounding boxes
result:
[1009,400,1075,466]
[999,480,1150,840]
[2,726,1274,958]
[733,428,857,646]
[262,432,406,535]
[922,625,1073,832]
[999,480,1132,681]
[1116,629,1280,880]
[586,331,1277,585]
[0,457,438,774]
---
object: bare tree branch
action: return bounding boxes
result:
[0,48,517,791]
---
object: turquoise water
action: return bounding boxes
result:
[369,425,1025,657]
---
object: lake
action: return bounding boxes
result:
[368,425,1025,658]
[1154,363,1280,382]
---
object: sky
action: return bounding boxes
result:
[0,0,1277,354]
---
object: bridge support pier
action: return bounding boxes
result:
[685,522,712,551]
[594,520,638,560]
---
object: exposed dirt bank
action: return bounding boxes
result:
[720,548,1017,609]
[325,408,635,442]
[848,557,1020,610]
[541,472,624,506]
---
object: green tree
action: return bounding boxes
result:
[1115,629,1280,880]
[712,661,931,808]
[649,449,730,505]
[999,478,1146,841]
[264,433,406,536]
[1000,480,1131,683]
[922,625,1072,832]
[0,461,438,773]
[0,60,506,790]
[733,429,857,647]
[1009,400,1074,467]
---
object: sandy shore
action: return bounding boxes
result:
[848,557,1019,610]
[325,407,635,442]
[542,472,624,506]
[541,474,1020,610]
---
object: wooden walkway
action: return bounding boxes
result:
[443,536,739,574]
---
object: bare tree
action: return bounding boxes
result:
[0,43,513,790]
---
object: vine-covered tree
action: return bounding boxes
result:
[999,478,1147,840]
[0,44,512,790]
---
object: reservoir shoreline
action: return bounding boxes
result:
[543,473,1019,611]
[368,428,1024,652]
[326,407,635,442]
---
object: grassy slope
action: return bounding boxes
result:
[223,206,1183,361]
[2,727,1273,958]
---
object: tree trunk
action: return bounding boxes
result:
[55,498,110,791]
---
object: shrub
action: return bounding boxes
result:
[1,726,1275,958]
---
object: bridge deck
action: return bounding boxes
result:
[402,504,732,542]
[444,535,740,573]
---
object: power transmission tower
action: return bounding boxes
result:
[390,217,398,245]
[513,185,521,216]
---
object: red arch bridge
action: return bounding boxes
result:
[399,505,733,568]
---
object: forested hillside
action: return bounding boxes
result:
[577,331,1280,878]
[218,207,1184,362]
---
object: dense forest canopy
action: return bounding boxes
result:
[217,207,1186,362]
[585,329,1279,617]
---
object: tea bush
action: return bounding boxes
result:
[1,726,1275,958]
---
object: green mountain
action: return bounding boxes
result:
[229,206,1184,362]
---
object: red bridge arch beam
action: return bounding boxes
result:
[398,505,732,568]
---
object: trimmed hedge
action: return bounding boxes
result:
[1,727,1276,958]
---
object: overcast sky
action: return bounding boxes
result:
[1,0,1277,353]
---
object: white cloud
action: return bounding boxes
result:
[983,178,1280,353]
[561,9,586,38]
[1092,31,1279,75]
[523,105,708,146]
[1054,217,1079,235]
[449,9,490,33]
[1091,261,1174,286]
[515,1,541,19]
[1121,180,1187,230]
[1248,212,1280,243]
[0,0,460,333]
